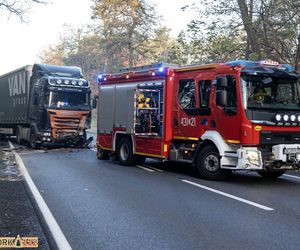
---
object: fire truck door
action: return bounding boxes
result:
[213,75,241,142]
[173,78,210,139]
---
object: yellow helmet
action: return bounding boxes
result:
[254,87,267,102]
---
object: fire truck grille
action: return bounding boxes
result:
[260,131,300,145]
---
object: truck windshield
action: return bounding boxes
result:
[47,91,90,109]
[241,75,300,111]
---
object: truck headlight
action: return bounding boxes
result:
[246,150,260,166]
[275,114,281,121]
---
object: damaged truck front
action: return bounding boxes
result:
[0,64,93,148]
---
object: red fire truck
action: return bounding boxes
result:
[96,60,300,180]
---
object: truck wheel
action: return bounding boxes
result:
[16,127,22,145]
[196,145,232,180]
[30,128,41,150]
[117,137,136,166]
[257,170,285,179]
[97,146,109,160]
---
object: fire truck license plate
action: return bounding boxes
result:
[284,148,300,154]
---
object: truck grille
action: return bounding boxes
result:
[54,117,80,129]
[48,109,89,139]
[260,131,300,145]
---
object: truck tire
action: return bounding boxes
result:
[196,145,232,180]
[16,126,22,145]
[97,146,109,160]
[30,128,41,150]
[257,170,285,179]
[117,137,137,166]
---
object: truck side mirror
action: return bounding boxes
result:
[92,98,97,109]
[216,90,227,107]
[217,77,227,88]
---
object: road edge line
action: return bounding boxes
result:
[8,141,72,250]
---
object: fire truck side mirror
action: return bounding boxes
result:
[216,90,227,107]
[216,77,228,88]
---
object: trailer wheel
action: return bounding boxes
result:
[97,146,109,160]
[30,128,41,150]
[257,170,285,179]
[196,145,232,180]
[16,126,22,145]
[117,137,136,166]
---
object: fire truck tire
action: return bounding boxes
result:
[257,170,285,179]
[97,147,109,160]
[196,145,232,180]
[117,137,137,166]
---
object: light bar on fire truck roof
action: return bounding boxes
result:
[226,60,296,72]
[96,63,177,83]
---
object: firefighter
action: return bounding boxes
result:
[252,86,271,104]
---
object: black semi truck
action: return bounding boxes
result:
[0,64,93,148]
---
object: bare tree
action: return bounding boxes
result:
[0,0,47,21]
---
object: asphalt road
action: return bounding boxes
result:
[16,145,300,250]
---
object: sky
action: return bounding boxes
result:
[0,0,196,75]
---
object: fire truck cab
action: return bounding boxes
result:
[97,61,300,180]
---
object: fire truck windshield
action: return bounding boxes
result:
[46,91,90,109]
[241,75,300,111]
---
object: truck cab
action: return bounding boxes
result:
[18,64,92,148]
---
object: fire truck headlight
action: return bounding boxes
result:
[275,114,281,121]
[283,114,289,122]
[246,150,260,166]
[298,115,300,122]
[291,115,296,122]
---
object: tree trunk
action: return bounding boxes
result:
[295,35,300,72]
[237,0,261,58]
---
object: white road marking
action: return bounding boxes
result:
[144,165,164,172]
[136,165,155,172]
[182,179,274,211]
[8,141,72,250]
[283,174,300,180]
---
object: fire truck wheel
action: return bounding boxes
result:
[196,145,232,180]
[97,147,109,160]
[117,137,136,166]
[257,170,285,179]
